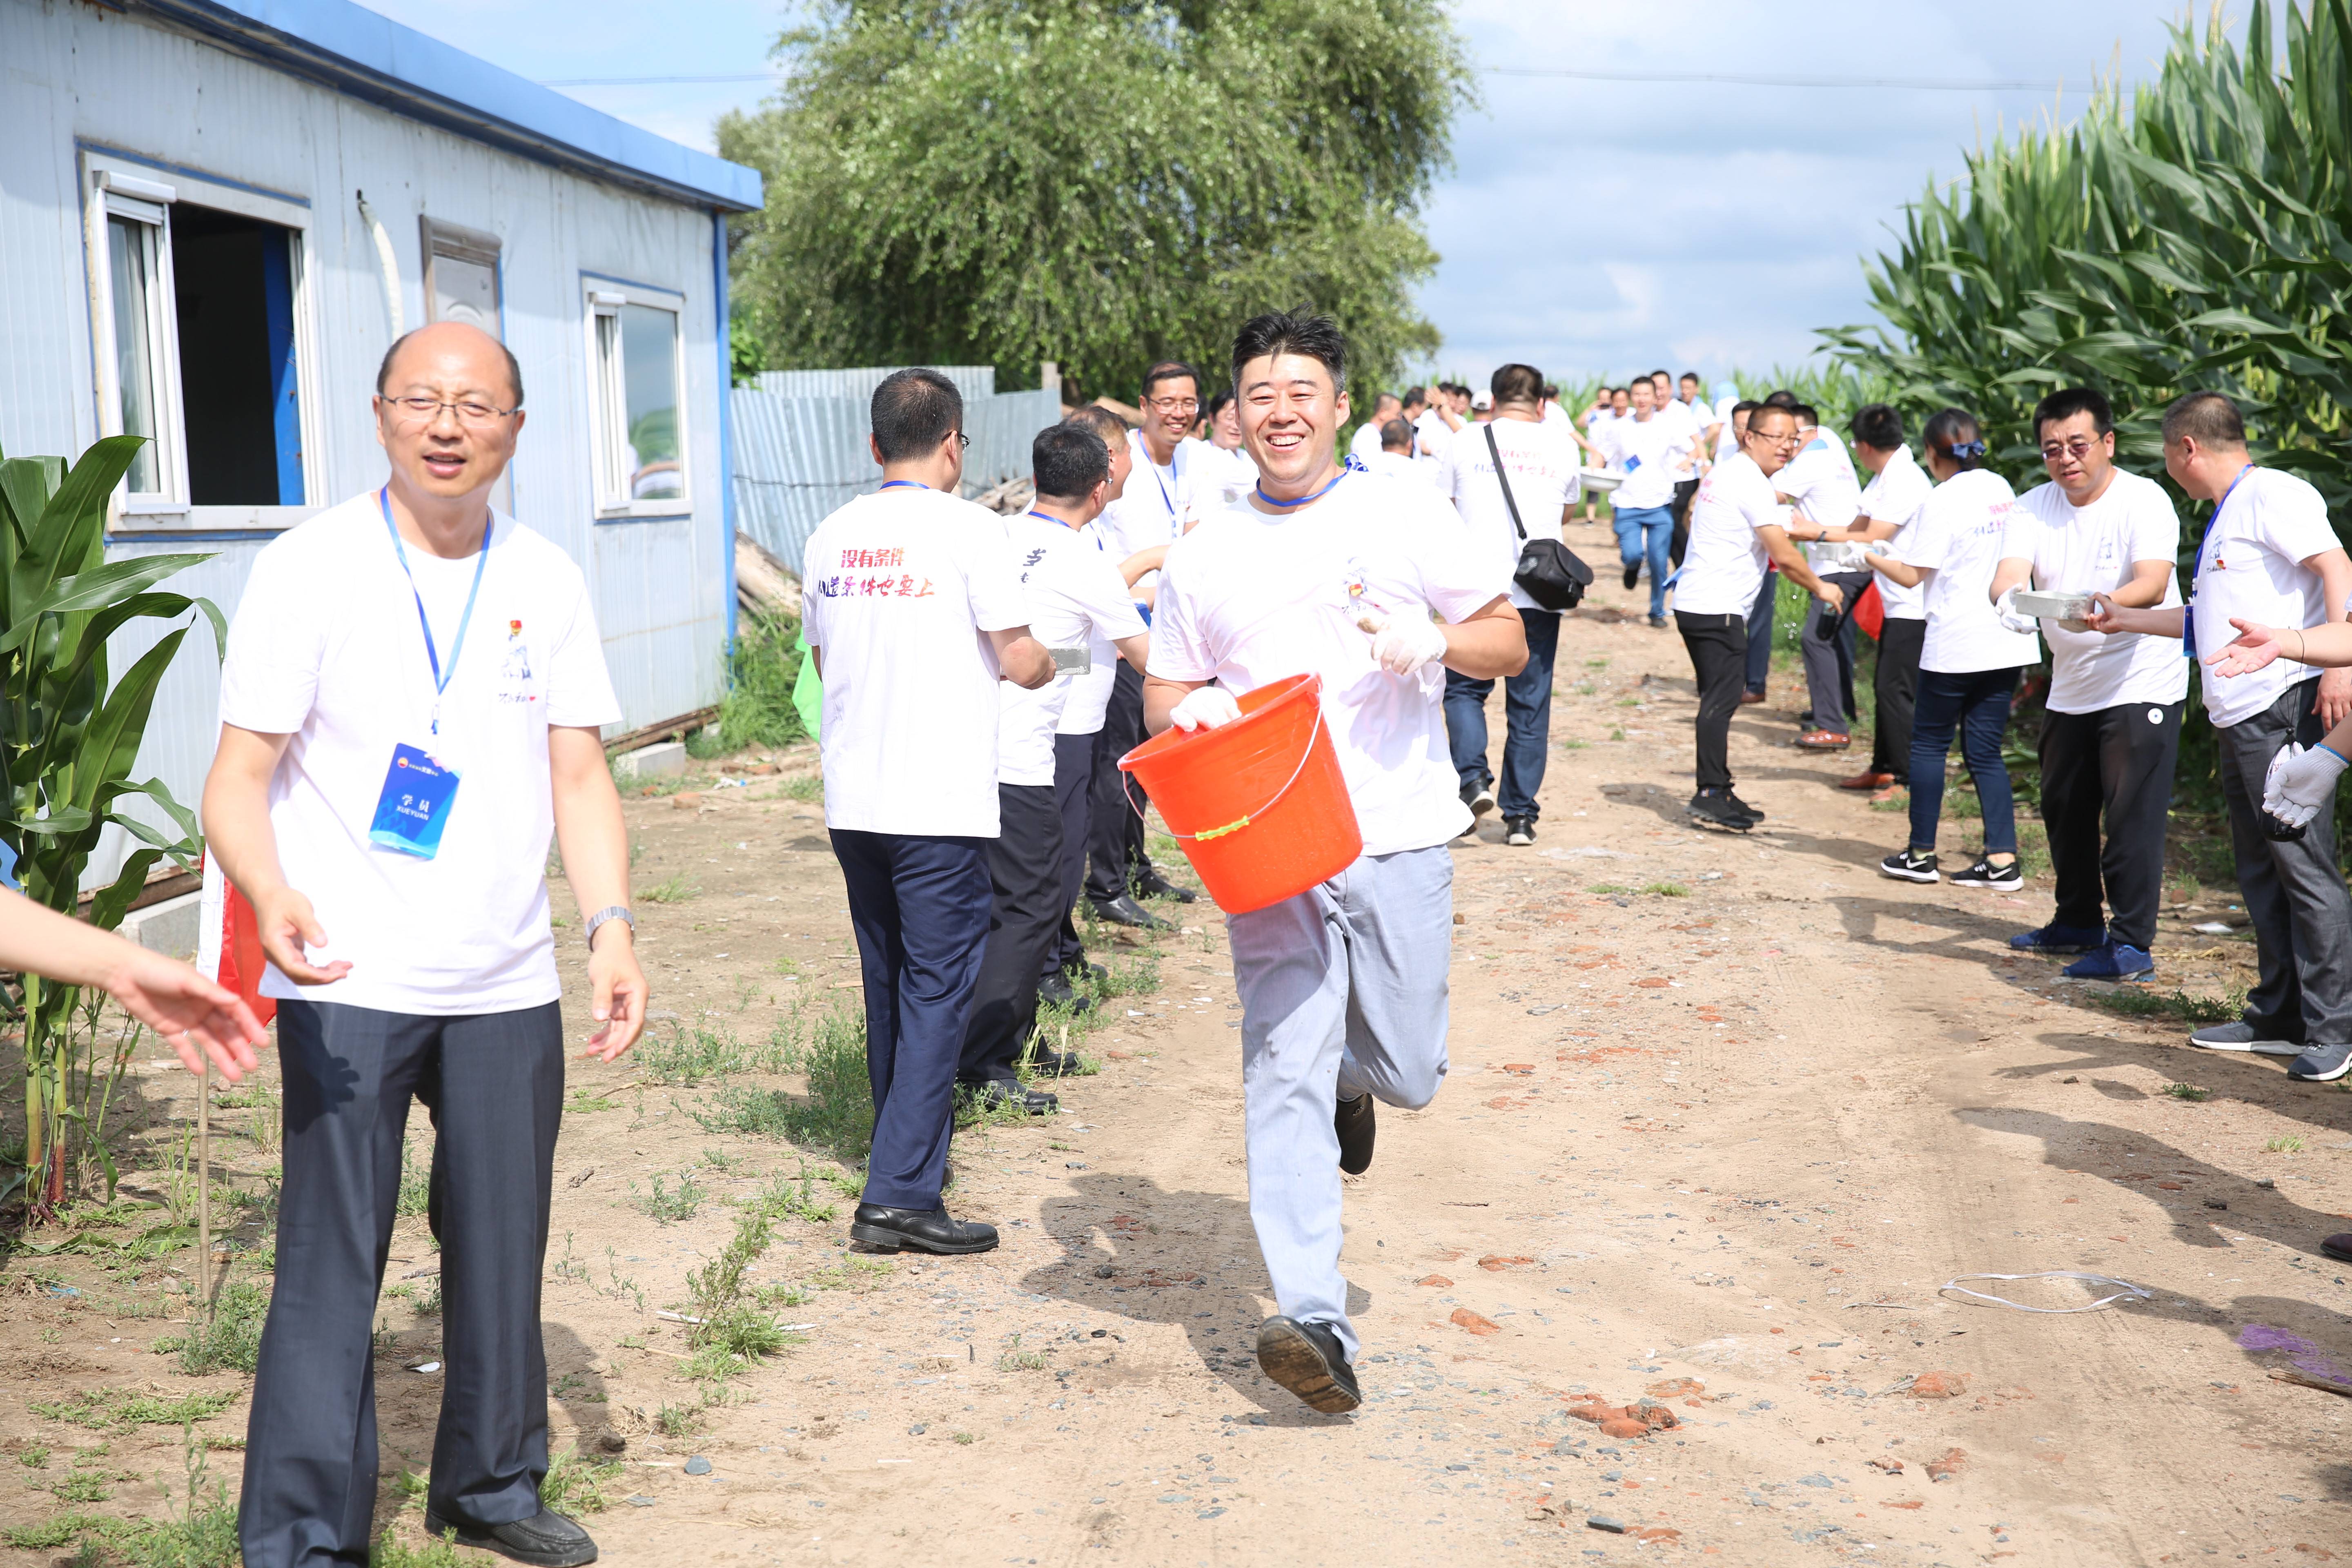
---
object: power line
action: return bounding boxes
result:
[541,64,2067,91]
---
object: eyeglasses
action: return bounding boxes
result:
[2040,439,2103,462]
[1145,396,1201,415]
[952,431,971,450]
[1750,429,1804,446]
[383,394,518,429]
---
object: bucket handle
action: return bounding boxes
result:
[1126,700,1330,842]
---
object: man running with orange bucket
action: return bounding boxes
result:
[1140,308,1527,1413]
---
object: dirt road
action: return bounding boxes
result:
[6,514,2350,1566]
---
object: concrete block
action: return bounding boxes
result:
[613,740,689,781]
[120,889,203,960]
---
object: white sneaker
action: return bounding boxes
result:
[2187,1020,2302,1057]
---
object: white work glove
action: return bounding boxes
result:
[2263,740,2350,830]
[1359,612,1449,677]
[1168,686,1243,733]
[1995,586,2040,637]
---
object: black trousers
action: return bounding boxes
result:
[1869,616,1925,781]
[1744,568,1778,695]
[241,1000,564,1568]
[1085,662,1156,904]
[1040,730,1096,983]
[2214,680,2352,1045]
[831,829,993,1209]
[2039,699,2183,951]
[1677,610,1748,791]
[960,783,1062,1085]
[1667,477,1700,567]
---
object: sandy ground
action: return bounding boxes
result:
[6,511,2352,1566]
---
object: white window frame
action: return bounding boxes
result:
[80,149,321,534]
[583,276,691,519]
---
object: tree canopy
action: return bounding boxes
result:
[717,0,1474,400]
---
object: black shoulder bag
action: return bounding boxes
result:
[1486,423,1593,611]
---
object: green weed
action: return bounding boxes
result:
[152,1280,269,1375]
[635,1023,789,1086]
[566,1090,618,1114]
[782,775,824,802]
[539,1445,621,1516]
[683,1211,794,1365]
[641,873,702,905]
[2163,1082,2212,1101]
[655,1403,705,1437]
[2266,1134,2308,1154]
[51,1472,109,1503]
[397,1137,432,1218]
[746,1163,840,1225]
[631,1173,703,1224]
[2085,987,2243,1025]
[29,1388,237,1433]
[19,1446,49,1468]
[370,1526,469,1568]
[702,610,806,754]
[1640,882,1689,898]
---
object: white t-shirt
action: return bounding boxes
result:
[1191,439,1259,515]
[1779,433,1867,573]
[1600,414,1694,510]
[1349,421,1389,465]
[2191,466,2340,728]
[1149,470,1509,857]
[1653,398,1704,461]
[2002,472,2188,713]
[801,486,1030,835]
[1674,452,1787,616]
[1541,401,1572,429]
[1414,408,1456,464]
[1369,450,1435,487]
[216,492,622,1015]
[1895,468,2040,674]
[1859,446,1933,621]
[1055,520,1132,737]
[1437,417,1581,611]
[998,514,1150,782]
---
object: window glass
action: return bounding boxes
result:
[107,214,161,494]
[619,303,682,500]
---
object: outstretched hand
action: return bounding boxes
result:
[2203,617,2284,679]
[101,948,266,1082]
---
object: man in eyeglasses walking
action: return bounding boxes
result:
[1085,361,1209,930]
[205,321,645,1568]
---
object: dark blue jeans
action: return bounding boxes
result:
[831,829,993,1209]
[1611,505,1673,618]
[1907,666,2023,856]
[1445,607,1560,820]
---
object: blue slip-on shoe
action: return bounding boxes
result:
[2287,1042,2352,1083]
[2062,941,2154,981]
[2010,922,2106,954]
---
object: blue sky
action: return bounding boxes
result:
[362,0,2220,387]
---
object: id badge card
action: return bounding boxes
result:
[368,742,460,859]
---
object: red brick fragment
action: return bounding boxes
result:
[1417,1274,1453,1288]
[1911,1371,1968,1399]
[1924,1448,1968,1483]
[1477,1254,1534,1272]
[1450,1307,1501,1336]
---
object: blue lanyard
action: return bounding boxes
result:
[879,479,928,491]
[2191,464,2255,590]
[1255,466,1350,510]
[378,487,490,736]
[1027,509,1071,528]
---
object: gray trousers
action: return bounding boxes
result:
[1800,570,1875,734]
[1228,845,1453,1361]
[240,1000,564,1568]
[2216,678,2352,1045]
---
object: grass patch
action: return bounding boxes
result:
[2162,1082,2212,1102]
[397,1137,432,1218]
[692,1007,873,1163]
[1868,789,1909,813]
[699,609,806,755]
[2083,987,2243,1025]
[1640,882,1689,898]
[372,1527,471,1568]
[994,1334,1049,1372]
[18,1446,49,1469]
[630,1173,703,1224]
[655,1402,705,1437]
[51,1472,110,1503]
[746,1163,840,1225]
[539,1445,622,1516]
[636,1023,790,1086]
[782,775,824,802]
[566,1090,618,1114]
[30,1389,237,1433]
[640,872,701,905]
[804,1256,893,1293]
[152,1280,268,1376]
[1559,737,1589,751]
[2266,1134,2308,1154]
[683,1211,797,1367]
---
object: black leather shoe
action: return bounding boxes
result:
[1037,973,1095,1013]
[1025,1045,1085,1077]
[1256,1316,1361,1413]
[1136,870,1196,903]
[849,1204,1000,1254]
[422,1507,597,1566]
[1091,894,1174,931]
[963,1078,1058,1115]
[1336,1092,1376,1175]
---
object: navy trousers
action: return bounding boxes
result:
[240,1000,563,1568]
[1040,729,1097,983]
[960,783,1062,1085]
[831,829,993,1209]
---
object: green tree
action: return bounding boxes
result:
[718,0,1473,400]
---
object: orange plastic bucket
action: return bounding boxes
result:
[1117,673,1363,915]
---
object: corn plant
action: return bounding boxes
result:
[0,434,222,1216]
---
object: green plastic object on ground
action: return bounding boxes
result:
[792,630,822,740]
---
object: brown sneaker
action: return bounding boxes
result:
[1795,730,1852,750]
[1838,770,1895,791]
[1738,689,1767,706]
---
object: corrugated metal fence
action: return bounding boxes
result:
[731,368,1060,575]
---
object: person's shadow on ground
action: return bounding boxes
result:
[1018,1172,1368,1423]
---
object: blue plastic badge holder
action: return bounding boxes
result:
[369,743,460,859]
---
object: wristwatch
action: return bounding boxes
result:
[585,905,635,949]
